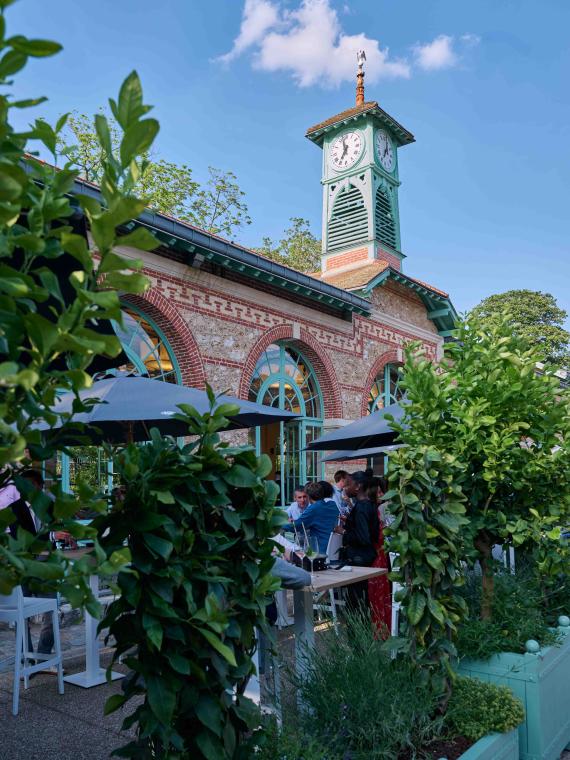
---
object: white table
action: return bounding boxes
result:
[292,566,388,678]
[62,550,124,688]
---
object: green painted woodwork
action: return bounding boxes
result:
[459,730,519,760]
[143,227,371,317]
[315,108,409,264]
[248,342,324,504]
[327,183,368,252]
[457,622,570,760]
[368,363,403,413]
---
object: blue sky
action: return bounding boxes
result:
[9,0,570,322]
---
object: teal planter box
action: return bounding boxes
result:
[458,729,519,759]
[457,620,570,760]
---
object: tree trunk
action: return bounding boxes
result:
[474,529,494,620]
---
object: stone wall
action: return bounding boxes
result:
[116,245,440,424]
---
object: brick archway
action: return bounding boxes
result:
[122,289,206,388]
[239,325,343,419]
[360,348,402,416]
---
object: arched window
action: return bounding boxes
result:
[368,363,403,414]
[60,305,181,495]
[111,306,181,384]
[375,186,397,250]
[248,343,323,504]
[327,183,368,252]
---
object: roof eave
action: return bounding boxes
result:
[68,175,371,317]
[306,106,415,148]
[358,268,457,337]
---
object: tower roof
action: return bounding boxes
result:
[306,101,415,147]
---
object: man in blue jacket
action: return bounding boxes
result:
[292,481,339,554]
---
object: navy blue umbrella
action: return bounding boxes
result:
[321,444,404,462]
[37,375,299,443]
[307,401,406,451]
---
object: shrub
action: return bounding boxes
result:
[0,4,152,602]
[99,406,283,759]
[288,611,442,760]
[253,716,331,760]
[445,676,525,741]
[457,567,559,659]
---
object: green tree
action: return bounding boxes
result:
[256,216,322,272]
[0,1,156,603]
[61,114,251,238]
[191,165,251,237]
[100,405,282,758]
[471,289,570,364]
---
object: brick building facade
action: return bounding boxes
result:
[73,75,457,503]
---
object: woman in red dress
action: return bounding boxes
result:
[367,477,392,638]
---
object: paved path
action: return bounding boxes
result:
[0,651,136,760]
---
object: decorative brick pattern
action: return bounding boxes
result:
[325,247,368,271]
[129,264,440,424]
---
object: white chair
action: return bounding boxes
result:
[313,532,346,628]
[0,587,64,715]
[389,552,402,638]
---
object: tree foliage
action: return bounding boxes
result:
[256,216,322,272]
[471,289,570,365]
[61,113,251,238]
[387,314,570,697]
[0,4,155,602]
[99,399,282,759]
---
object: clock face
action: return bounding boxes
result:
[376,130,395,172]
[330,131,363,171]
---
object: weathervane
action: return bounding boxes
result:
[356,49,366,106]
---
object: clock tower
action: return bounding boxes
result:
[306,52,415,274]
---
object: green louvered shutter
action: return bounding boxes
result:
[327,184,368,252]
[375,187,397,249]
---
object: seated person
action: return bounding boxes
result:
[291,481,339,554]
[286,486,308,521]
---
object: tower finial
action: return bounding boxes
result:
[356,49,366,106]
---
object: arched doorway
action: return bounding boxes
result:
[59,304,181,494]
[248,342,324,505]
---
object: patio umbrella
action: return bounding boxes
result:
[307,401,406,452]
[36,374,299,444]
[321,444,403,462]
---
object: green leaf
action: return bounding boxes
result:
[120,119,159,166]
[222,464,258,488]
[147,674,176,726]
[0,49,27,78]
[196,731,224,760]
[426,554,444,572]
[116,70,144,128]
[427,596,445,624]
[195,695,222,737]
[199,629,237,666]
[143,534,173,561]
[10,38,62,57]
[407,593,426,625]
[104,693,126,715]
[117,226,157,251]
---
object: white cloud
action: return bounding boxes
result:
[219,0,410,87]
[219,2,479,87]
[413,34,457,71]
[218,0,280,63]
